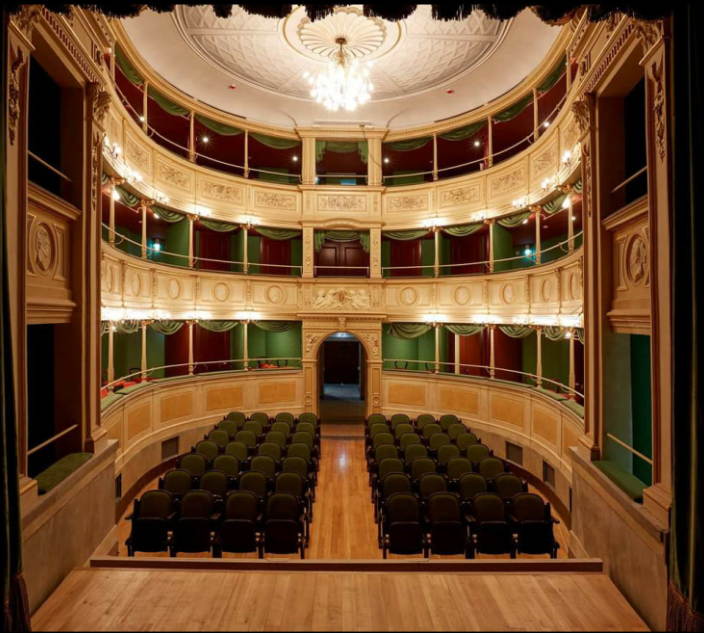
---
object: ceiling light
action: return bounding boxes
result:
[304,37,373,112]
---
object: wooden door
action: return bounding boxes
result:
[315,239,369,276]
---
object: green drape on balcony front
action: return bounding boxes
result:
[542,326,566,341]
[196,320,240,333]
[114,44,144,86]
[250,132,300,150]
[153,206,185,223]
[114,185,140,208]
[493,93,533,123]
[149,320,184,335]
[442,222,484,237]
[384,137,431,151]
[255,227,301,241]
[195,114,243,136]
[537,55,566,92]
[439,120,487,141]
[147,85,189,117]
[252,321,297,333]
[315,140,368,163]
[386,323,433,339]
[498,325,534,338]
[114,320,141,334]
[314,230,370,253]
[445,324,484,336]
[382,229,430,241]
[497,211,531,228]
[199,218,239,233]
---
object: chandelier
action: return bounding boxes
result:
[303,37,374,112]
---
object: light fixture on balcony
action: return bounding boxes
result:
[304,37,373,112]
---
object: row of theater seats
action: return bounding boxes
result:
[126,411,320,558]
[365,413,560,559]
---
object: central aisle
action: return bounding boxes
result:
[307,424,380,559]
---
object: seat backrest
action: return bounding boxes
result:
[225,411,246,426]
[447,457,473,481]
[473,492,506,521]
[374,444,399,463]
[292,431,314,449]
[381,473,411,498]
[225,441,248,461]
[378,457,404,480]
[415,414,436,429]
[287,443,311,462]
[275,472,304,498]
[447,423,468,441]
[439,414,460,431]
[139,489,173,518]
[195,440,219,462]
[270,422,291,437]
[366,413,386,427]
[216,420,238,439]
[427,492,461,522]
[238,471,268,497]
[243,420,263,436]
[370,423,390,439]
[250,455,276,479]
[266,492,299,520]
[419,473,447,499]
[467,443,490,464]
[399,433,422,452]
[235,430,257,448]
[478,457,505,480]
[298,412,318,426]
[265,431,287,447]
[200,470,228,497]
[250,411,269,426]
[411,457,436,480]
[437,443,460,465]
[494,473,524,500]
[207,429,230,448]
[179,453,207,476]
[296,422,316,437]
[258,442,282,462]
[385,492,420,522]
[225,490,259,520]
[275,412,294,426]
[162,469,193,497]
[394,423,414,439]
[429,433,451,451]
[404,443,428,465]
[372,433,395,449]
[213,454,239,477]
[180,490,214,517]
[457,432,480,451]
[511,492,547,521]
[281,456,308,478]
[458,473,488,499]
[422,423,442,439]
[390,413,411,429]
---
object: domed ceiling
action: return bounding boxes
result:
[121,5,561,129]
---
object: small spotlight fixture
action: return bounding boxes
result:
[473,140,481,147]
[202,135,209,144]
[139,115,145,122]
[522,218,529,225]
[543,121,550,128]
[111,189,121,201]
[383,157,390,164]
[524,247,533,257]
[292,155,299,162]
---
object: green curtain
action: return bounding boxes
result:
[101,172,109,185]
[543,326,566,341]
[100,321,110,336]
[384,137,431,152]
[537,55,566,92]
[252,321,296,333]
[114,185,140,208]
[497,211,531,228]
[445,324,484,337]
[543,194,568,215]
[197,320,240,333]
[114,44,144,86]
[314,230,370,253]
[382,229,429,241]
[386,323,433,339]
[315,140,368,163]
[149,320,184,335]
[250,132,300,150]
[255,226,301,241]
[146,85,189,117]
[493,93,533,123]
[114,320,140,334]
[152,206,185,223]
[669,6,704,629]
[1,14,30,626]
[574,179,583,193]
[439,120,486,141]
[194,114,243,136]
[442,222,484,237]
[575,328,585,344]
[199,218,238,233]
[498,325,534,338]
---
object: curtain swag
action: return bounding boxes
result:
[537,55,567,92]
[153,206,185,223]
[382,229,430,241]
[195,114,243,136]
[315,140,368,163]
[542,326,566,341]
[493,93,533,123]
[445,324,484,336]
[198,218,239,233]
[146,85,190,117]
[497,211,531,228]
[250,132,300,150]
[114,185,140,208]
[573,179,583,193]
[575,328,585,344]
[114,320,141,334]
[254,226,301,241]
[442,222,484,237]
[542,194,568,215]
[149,320,184,335]
[498,325,534,338]
[384,137,431,152]
[386,323,433,339]
[100,321,110,336]
[114,44,144,86]
[197,320,240,333]
[252,321,298,333]
[439,120,487,142]
[314,230,370,253]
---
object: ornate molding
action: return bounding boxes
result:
[12,4,42,40]
[8,47,27,146]
[88,82,111,129]
[635,20,662,55]
[648,55,667,163]
[312,287,371,311]
[571,98,590,137]
[583,19,635,94]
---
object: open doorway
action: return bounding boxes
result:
[318,332,365,423]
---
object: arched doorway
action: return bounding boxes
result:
[318,332,366,423]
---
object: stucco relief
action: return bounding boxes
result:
[488,165,526,198]
[453,286,471,305]
[213,282,230,302]
[157,160,192,191]
[312,287,371,310]
[399,287,418,306]
[33,223,55,275]
[167,278,181,299]
[439,183,481,208]
[125,135,151,174]
[253,190,297,210]
[624,232,649,287]
[266,285,285,304]
[501,283,514,304]
[316,194,366,213]
[386,193,428,212]
[200,179,245,205]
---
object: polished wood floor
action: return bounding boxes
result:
[116,423,568,559]
[32,567,648,631]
